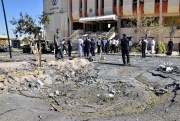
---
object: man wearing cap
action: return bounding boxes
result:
[121,34,130,65]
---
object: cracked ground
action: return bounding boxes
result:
[0,53,180,121]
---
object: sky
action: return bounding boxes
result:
[0,0,43,38]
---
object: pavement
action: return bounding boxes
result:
[0,51,179,60]
[0,51,180,121]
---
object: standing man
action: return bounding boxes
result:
[151,38,155,54]
[112,38,116,53]
[54,28,63,59]
[83,38,90,57]
[121,34,130,65]
[90,38,95,56]
[78,37,83,57]
[141,39,147,58]
[97,38,101,54]
[103,38,107,53]
[144,38,148,53]
[67,38,72,57]
[168,39,173,55]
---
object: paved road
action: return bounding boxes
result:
[0,52,180,121]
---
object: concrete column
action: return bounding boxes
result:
[116,0,120,16]
[159,0,163,41]
[83,23,86,33]
[82,0,85,17]
[117,16,121,39]
[99,0,102,16]
[137,0,140,42]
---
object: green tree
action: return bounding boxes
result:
[10,12,49,39]
[38,12,49,39]
[123,13,168,39]
[22,37,31,44]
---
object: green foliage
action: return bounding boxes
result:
[22,37,30,44]
[130,47,141,52]
[39,12,49,27]
[129,43,141,52]
[155,41,166,54]
[10,12,47,39]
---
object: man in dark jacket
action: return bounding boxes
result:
[121,34,130,65]
[168,39,173,55]
[90,38,95,56]
[67,38,72,57]
[83,38,90,57]
[141,39,146,58]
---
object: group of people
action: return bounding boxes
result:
[54,28,174,65]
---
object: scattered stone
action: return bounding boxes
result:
[49,93,55,98]
[155,88,168,96]
[36,79,44,87]
[148,87,155,91]
[55,90,60,96]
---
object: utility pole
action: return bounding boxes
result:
[1,0,12,58]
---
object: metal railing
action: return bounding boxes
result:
[104,27,116,40]
[69,29,80,41]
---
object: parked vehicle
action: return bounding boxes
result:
[0,44,8,52]
[22,44,31,53]
[22,40,53,54]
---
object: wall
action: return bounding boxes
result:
[104,0,113,15]
[87,0,96,16]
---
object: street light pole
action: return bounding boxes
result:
[1,0,12,58]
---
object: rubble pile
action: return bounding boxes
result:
[158,63,179,74]
[0,58,171,118]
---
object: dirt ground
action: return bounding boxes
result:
[0,52,180,121]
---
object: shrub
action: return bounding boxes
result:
[155,41,166,54]
[130,47,141,52]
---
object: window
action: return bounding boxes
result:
[73,23,83,30]
[96,0,98,9]
[70,0,72,12]
[121,19,137,28]
[102,0,104,8]
[133,0,137,4]
[80,0,82,11]
[113,0,117,7]
[140,0,144,4]
[155,0,160,2]
[119,0,123,6]
[133,0,137,13]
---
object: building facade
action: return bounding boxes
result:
[43,0,180,48]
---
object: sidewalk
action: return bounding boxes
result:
[130,51,180,58]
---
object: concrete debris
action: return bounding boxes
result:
[55,90,60,96]
[36,79,44,88]
[154,88,168,96]
[0,56,180,120]
[158,63,178,73]
[49,93,54,98]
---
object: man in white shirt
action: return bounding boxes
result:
[97,38,101,53]
[103,38,107,53]
[112,38,116,53]
[144,38,148,53]
[78,37,83,57]
[151,38,155,54]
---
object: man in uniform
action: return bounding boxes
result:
[121,34,130,65]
